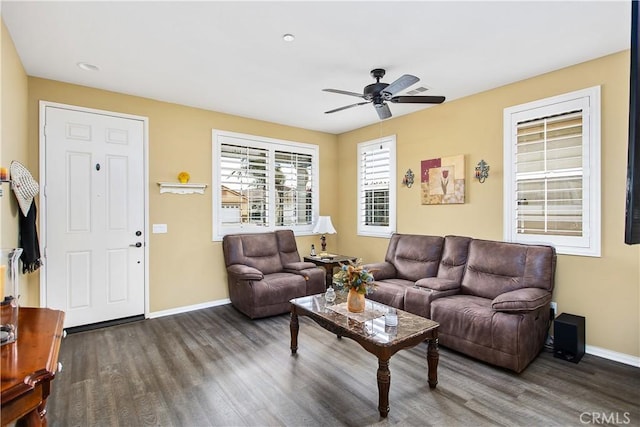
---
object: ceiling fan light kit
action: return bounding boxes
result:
[323,68,445,120]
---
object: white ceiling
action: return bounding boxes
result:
[1,1,631,135]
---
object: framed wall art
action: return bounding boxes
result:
[421,154,465,204]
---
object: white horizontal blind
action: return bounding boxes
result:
[213,130,319,240]
[503,86,601,257]
[360,145,390,226]
[219,143,269,227]
[357,135,396,237]
[274,150,313,227]
[515,111,583,236]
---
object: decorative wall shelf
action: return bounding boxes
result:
[157,182,208,195]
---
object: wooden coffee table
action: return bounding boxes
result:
[289,293,439,418]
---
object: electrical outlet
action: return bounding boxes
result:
[550,301,558,318]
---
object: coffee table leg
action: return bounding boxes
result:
[427,337,439,389]
[290,306,299,354]
[377,358,391,417]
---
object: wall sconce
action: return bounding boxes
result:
[402,169,415,188]
[475,160,490,183]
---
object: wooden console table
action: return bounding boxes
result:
[1,307,65,426]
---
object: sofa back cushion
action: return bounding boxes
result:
[276,230,301,265]
[384,234,444,282]
[437,236,472,282]
[461,239,556,299]
[222,232,283,275]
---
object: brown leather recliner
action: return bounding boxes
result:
[222,230,325,319]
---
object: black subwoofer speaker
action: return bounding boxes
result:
[553,313,585,363]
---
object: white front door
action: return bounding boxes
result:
[42,105,146,328]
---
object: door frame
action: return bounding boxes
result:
[38,101,150,320]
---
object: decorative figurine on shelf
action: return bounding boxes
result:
[177,171,190,184]
[310,244,316,257]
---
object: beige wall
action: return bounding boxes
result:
[1,19,31,299]
[25,79,338,311]
[337,50,639,358]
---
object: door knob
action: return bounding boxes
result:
[130,242,142,248]
[135,231,142,236]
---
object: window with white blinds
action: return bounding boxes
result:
[504,87,601,257]
[212,130,318,240]
[357,136,396,237]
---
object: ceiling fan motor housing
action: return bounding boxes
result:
[364,82,389,102]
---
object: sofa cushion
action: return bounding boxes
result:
[414,277,459,291]
[385,234,444,282]
[431,295,493,348]
[461,239,555,299]
[492,288,552,313]
[254,272,307,305]
[437,236,472,282]
[367,278,414,309]
[276,230,303,265]
[283,261,318,272]
[223,233,284,275]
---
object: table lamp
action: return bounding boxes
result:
[312,216,337,254]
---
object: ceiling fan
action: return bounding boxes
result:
[323,68,445,120]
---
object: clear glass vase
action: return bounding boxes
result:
[324,286,336,305]
[1,248,23,345]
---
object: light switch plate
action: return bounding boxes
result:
[152,224,168,234]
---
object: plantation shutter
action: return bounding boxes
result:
[515,110,584,236]
[274,150,313,226]
[360,144,390,226]
[219,143,269,227]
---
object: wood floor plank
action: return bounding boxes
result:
[47,304,640,426]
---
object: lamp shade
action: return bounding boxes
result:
[312,216,337,234]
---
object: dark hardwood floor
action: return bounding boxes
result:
[48,304,640,426]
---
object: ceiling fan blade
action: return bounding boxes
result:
[381,74,419,98]
[325,101,370,114]
[375,103,392,120]
[322,88,364,98]
[390,95,446,104]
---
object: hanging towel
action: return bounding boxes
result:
[10,161,42,273]
[18,201,42,273]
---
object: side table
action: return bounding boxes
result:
[304,255,357,288]
[1,307,65,426]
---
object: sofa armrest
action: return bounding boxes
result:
[362,262,396,280]
[492,288,551,313]
[414,277,460,291]
[283,261,318,272]
[226,264,264,281]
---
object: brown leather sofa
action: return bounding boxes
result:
[364,234,556,372]
[222,230,326,319]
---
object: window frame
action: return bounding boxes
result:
[357,135,397,238]
[503,86,601,257]
[212,129,319,241]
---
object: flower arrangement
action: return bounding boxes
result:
[332,258,376,295]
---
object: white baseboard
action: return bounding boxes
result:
[586,345,640,368]
[148,298,231,319]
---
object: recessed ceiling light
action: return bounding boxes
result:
[282,34,295,42]
[77,62,100,72]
